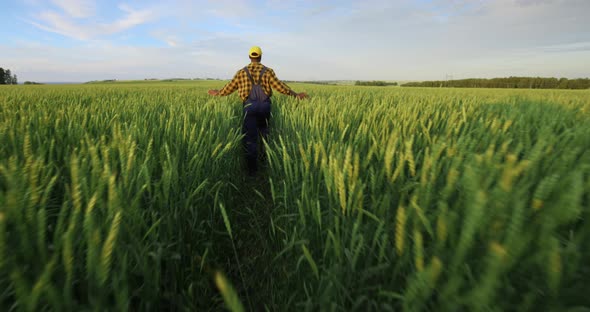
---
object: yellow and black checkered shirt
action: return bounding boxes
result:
[219,62,296,102]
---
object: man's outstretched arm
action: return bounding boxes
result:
[208,72,240,96]
[268,69,308,99]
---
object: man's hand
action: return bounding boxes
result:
[208,89,220,96]
[296,92,309,100]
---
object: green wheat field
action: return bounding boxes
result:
[1,82,589,311]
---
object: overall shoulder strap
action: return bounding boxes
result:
[243,67,255,84]
[258,67,268,84]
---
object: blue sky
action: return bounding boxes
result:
[1,0,589,82]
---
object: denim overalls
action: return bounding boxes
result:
[242,66,271,175]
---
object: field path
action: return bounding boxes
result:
[222,168,280,310]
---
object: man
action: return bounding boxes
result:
[208,46,308,175]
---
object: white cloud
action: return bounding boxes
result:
[104,4,158,33]
[540,41,590,53]
[28,11,91,40]
[166,39,178,47]
[27,4,159,40]
[50,0,96,18]
[204,0,254,20]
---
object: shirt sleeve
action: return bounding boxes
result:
[218,71,241,96]
[268,69,296,96]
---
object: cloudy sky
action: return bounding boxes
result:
[1,0,589,82]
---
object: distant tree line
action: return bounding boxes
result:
[402,77,590,89]
[284,80,337,85]
[0,67,18,84]
[84,79,119,84]
[355,80,398,86]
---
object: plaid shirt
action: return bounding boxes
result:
[219,62,296,101]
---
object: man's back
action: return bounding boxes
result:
[218,62,296,102]
[207,46,307,175]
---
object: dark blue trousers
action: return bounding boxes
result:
[242,111,270,174]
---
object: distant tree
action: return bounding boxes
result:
[402,76,590,90]
[558,78,568,89]
[0,68,19,84]
[4,69,12,85]
[355,80,396,86]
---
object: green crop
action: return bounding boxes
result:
[1,82,589,311]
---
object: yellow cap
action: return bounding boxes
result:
[249,46,262,58]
